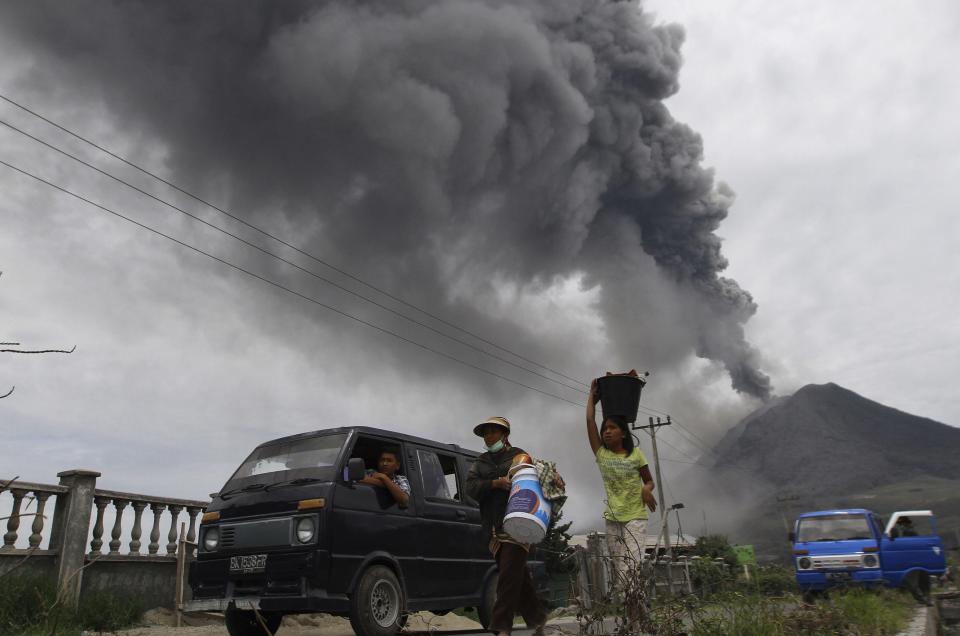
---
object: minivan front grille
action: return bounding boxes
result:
[220,528,237,549]
[810,554,866,570]
[218,517,292,550]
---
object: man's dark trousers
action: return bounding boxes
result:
[491,542,546,633]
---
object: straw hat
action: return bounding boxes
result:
[473,416,511,437]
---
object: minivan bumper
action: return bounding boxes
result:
[189,549,348,613]
[796,569,884,590]
[184,593,350,614]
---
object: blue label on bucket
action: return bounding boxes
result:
[505,476,551,527]
[507,489,540,514]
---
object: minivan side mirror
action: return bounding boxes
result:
[347,458,366,482]
[788,532,796,542]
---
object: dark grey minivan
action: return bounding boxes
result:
[188,426,541,636]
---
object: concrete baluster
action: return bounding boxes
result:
[186,507,201,544]
[28,491,52,548]
[2,489,28,549]
[90,496,111,555]
[108,499,128,554]
[166,505,183,555]
[148,503,166,555]
[186,507,202,557]
[129,501,147,554]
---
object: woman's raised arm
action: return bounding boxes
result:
[586,378,602,454]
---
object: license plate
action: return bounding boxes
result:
[826,572,851,581]
[230,554,267,574]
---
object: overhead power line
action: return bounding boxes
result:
[0,98,723,450]
[2,156,732,473]
[0,92,734,468]
[0,117,592,396]
[0,92,586,389]
[0,157,591,409]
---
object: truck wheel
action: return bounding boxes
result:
[801,589,824,604]
[224,605,282,636]
[349,565,405,636]
[478,571,498,630]
[904,571,932,605]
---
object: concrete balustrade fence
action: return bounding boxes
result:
[0,469,208,610]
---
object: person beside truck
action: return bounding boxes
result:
[891,516,918,537]
[465,416,547,636]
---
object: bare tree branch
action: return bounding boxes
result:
[0,345,76,354]
[0,511,45,523]
[0,547,40,580]
[1,272,75,399]
[0,475,20,493]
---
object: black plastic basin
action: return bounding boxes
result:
[597,374,645,423]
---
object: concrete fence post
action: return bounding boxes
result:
[48,469,100,608]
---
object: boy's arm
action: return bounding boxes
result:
[379,474,409,506]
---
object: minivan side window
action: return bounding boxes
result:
[417,450,461,502]
[348,436,407,484]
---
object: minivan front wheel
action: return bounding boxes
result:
[350,565,406,636]
[478,571,498,630]
[224,605,281,636]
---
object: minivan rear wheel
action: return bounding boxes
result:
[350,565,405,636]
[478,571,498,630]
[224,605,282,636]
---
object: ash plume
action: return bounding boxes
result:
[0,0,772,399]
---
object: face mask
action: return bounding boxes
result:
[485,439,505,453]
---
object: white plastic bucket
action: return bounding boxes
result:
[503,464,552,544]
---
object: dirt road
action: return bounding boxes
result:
[93,608,580,636]
[101,608,486,636]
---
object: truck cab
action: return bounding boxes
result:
[791,508,946,599]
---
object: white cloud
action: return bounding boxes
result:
[646,0,960,425]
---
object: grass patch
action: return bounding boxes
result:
[691,596,794,636]
[830,587,913,635]
[685,587,915,636]
[0,571,144,635]
[742,565,797,597]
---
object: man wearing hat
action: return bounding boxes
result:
[465,417,547,636]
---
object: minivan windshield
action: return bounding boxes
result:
[797,514,874,542]
[228,433,348,482]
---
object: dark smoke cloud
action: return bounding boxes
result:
[0,0,771,398]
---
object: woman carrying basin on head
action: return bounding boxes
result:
[586,376,658,587]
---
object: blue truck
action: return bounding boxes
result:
[790,509,947,602]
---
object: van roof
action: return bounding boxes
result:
[798,509,872,518]
[256,425,480,458]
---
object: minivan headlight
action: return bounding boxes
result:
[862,554,879,568]
[203,527,220,551]
[797,557,812,570]
[296,517,315,544]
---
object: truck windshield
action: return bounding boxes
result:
[229,433,348,481]
[797,514,873,542]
